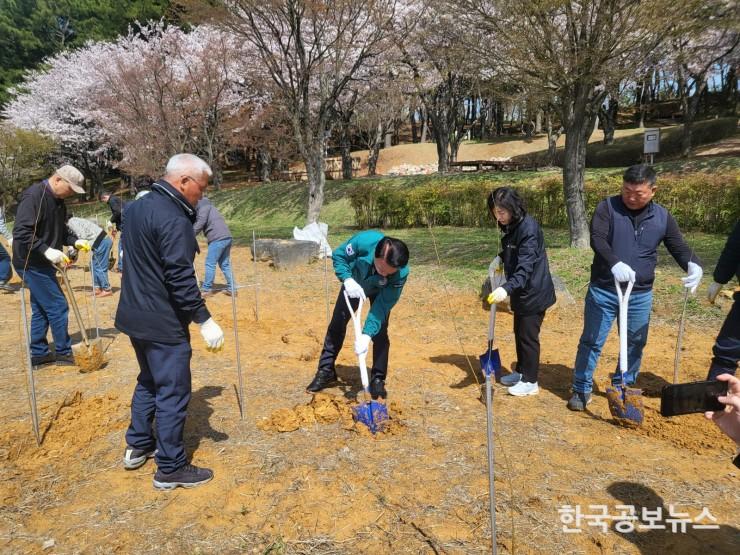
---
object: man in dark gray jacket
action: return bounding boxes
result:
[193,197,233,296]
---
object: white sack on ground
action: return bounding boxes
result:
[293,222,331,258]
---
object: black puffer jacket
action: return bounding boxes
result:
[498,214,556,315]
[114,180,210,343]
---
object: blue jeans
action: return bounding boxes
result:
[92,236,113,290]
[572,285,653,394]
[202,238,233,291]
[0,243,11,282]
[126,338,192,473]
[15,265,72,356]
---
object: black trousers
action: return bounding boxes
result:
[513,310,546,383]
[707,291,739,379]
[317,287,390,380]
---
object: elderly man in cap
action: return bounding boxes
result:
[12,165,87,367]
[115,153,224,490]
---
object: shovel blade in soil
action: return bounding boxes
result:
[605,385,644,426]
[479,350,501,379]
[352,401,389,433]
[72,339,104,373]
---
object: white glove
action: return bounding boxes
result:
[487,286,508,304]
[354,333,371,355]
[343,277,366,300]
[681,261,702,294]
[106,220,114,232]
[44,247,69,265]
[707,281,722,304]
[74,239,91,252]
[199,318,224,352]
[611,261,636,283]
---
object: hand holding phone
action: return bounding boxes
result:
[704,373,740,448]
[660,380,728,417]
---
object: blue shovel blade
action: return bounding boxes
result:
[479,349,501,378]
[352,401,389,433]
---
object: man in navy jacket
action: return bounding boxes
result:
[568,165,703,411]
[706,221,739,379]
[115,153,225,490]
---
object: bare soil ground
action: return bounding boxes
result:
[350,128,648,176]
[1,245,738,554]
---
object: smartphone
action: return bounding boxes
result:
[660,380,728,417]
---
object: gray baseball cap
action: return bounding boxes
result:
[55,165,86,194]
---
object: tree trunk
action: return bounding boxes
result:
[304,141,326,224]
[535,110,543,134]
[420,107,428,143]
[340,124,353,180]
[546,113,563,167]
[431,115,450,173]
[384,124,393,149]
[599,97,618,145]
[258,148,272,182]
[560,89,593,249]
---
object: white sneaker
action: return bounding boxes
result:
[508,381,539,397]
[500,371,522,386]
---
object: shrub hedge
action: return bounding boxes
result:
[349,171,739,233]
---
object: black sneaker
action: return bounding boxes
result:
[31,353,56,367]
[306,369,338,393]
[369,376,387,400]
[55,353,75,366]
[153,464,213,490]
[123,446,156,470]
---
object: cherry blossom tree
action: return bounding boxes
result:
[203,0,397,223]
[3,40,115,195]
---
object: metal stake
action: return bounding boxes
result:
[20,287,41,445]
[252,230,259,321]
[673,288,690,384]
[230,274,245,419]
[485,374,497,555]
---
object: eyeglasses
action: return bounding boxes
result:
[182,175,207,188]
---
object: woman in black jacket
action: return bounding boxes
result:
[486,187,556,396]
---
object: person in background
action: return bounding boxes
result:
[12,165,86,367]
[0,205,13,291]
[306,231,409,400]
[100,190,127,273]
[486,187,556,397]
[193,196,233,297]
[706,221,739,379]
[115,153,224,490]
[568,164,703,411]
[65,214,113,297]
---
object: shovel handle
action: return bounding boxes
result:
[614,278,634,380]
[57,264,90,347]
[343,290,369,390]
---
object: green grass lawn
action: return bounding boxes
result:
[65,166,732,326]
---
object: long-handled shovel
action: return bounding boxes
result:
[605,278,644,426]
[57,264,104,373]
[344,290,389,433]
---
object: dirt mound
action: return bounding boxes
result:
[257,393,405,436]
